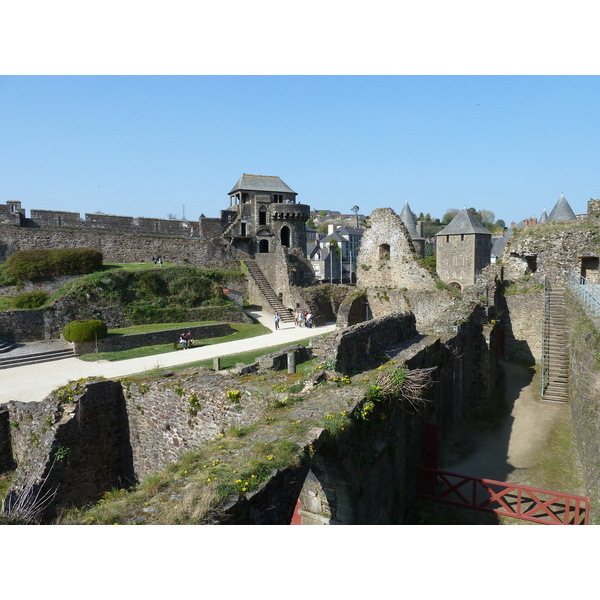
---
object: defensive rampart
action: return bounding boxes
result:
[0,223,244,268]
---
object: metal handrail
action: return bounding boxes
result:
[568,271,600,318]
[541,275,550,397]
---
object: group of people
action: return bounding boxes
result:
[273,310,313,329]
[295,309,312,328]
[178,331,194,349]
[151,255,163,266]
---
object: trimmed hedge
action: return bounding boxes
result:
[62,320,108,342]
[4,248,103,282]
[13,291,49,309]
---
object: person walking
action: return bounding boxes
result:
[274,312,281,330]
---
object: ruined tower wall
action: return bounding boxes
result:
[356,208,437,292]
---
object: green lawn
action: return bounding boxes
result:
[125,338,314,380]
[107,321,219,335]
[79,322,271,362]
[102,262,177,271]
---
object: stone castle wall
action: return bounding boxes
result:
[0,224,244,268]
[502,221,598,286]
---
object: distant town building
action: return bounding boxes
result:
[308,224,363,283]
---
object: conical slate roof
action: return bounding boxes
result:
[399,201,422,240]
[539,208,548,223]
[436,207,491,236]
[547,193,576,222]
[229,174,296,195]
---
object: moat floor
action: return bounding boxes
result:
[0,311,336,405]
[416,360,586,524]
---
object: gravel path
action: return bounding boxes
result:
[0,312,336,405]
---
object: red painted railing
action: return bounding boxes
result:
[418,467,589,525]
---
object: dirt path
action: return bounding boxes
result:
[441,360,581,491]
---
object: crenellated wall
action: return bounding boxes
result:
[0,223,244,268]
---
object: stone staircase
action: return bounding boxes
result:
[0,342,76,370]
[0,337,16,354]
[244,259,295,323]
[542,288,569,402]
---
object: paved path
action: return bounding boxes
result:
[0,312,336,405]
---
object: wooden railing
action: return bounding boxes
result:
[418,467,589,525]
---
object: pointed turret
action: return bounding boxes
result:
[548,193,576,222]
[399,201,419,239]
[539,208,548,223]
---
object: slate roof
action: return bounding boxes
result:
[399,201,422,239]
[436,207,491,236]
[229,174,296,195]
[332,226,364,236]
[547,193,576,222]
[539,208,548,223]
[491,235,508,257]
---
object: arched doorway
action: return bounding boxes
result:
[259,239,269,253]
[280,226,290,248]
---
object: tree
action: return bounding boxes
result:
[494,219,506,232]
[480,209,495,225]
[442,209,459,224]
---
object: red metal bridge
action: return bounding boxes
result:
[418,467,589,525]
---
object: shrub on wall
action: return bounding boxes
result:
[12,291,49,309]
[4,248,103,282]
[62,320,108,342]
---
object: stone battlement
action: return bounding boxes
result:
[1,202,198,237]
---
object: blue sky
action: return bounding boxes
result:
[2,75,598,226]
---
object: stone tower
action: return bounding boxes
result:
[435,208,491,289]
[222,174,310,257]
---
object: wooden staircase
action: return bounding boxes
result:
[542,287,569,402]
[244,259,295,323]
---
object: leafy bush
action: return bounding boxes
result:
[62,319,108,342]
[13,291,49,309]
[4,248,103,282]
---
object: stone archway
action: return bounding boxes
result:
[293,458,356,525]
[280,226,290,248]
[447,281,462,291]
[259,239,269,253]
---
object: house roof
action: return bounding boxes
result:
[547,193,576,222]
[229,174,296,195]
[436,207,491,236]
[332,226,364,236]
[491,236,508,257]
